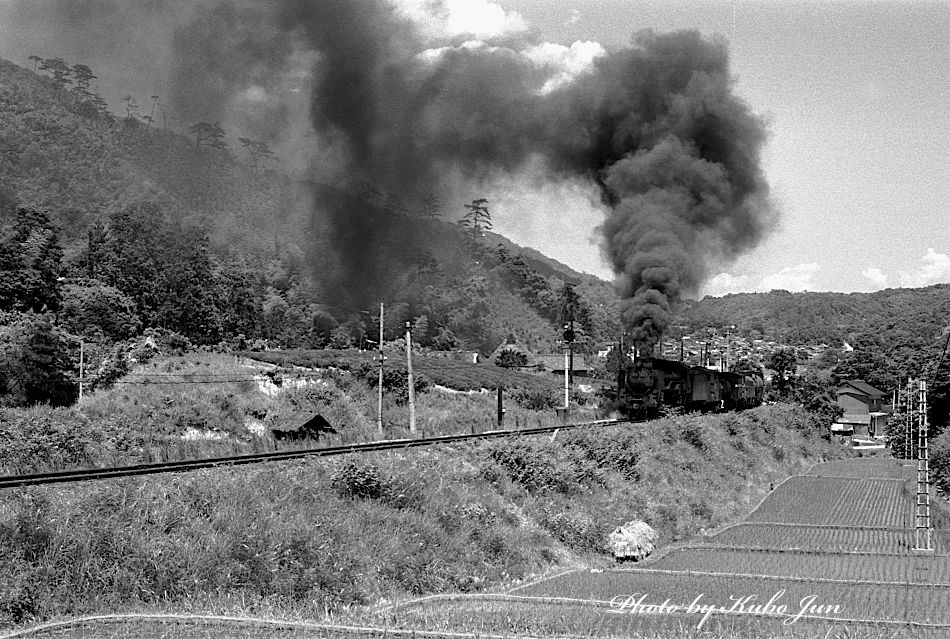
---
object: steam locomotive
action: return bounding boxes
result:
[616,357,764,419]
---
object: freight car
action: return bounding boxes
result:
[616,357,764,419]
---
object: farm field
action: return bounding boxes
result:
[240,349,567,392]
[384,457,950,635]
[702,522,950,554]
[647,546,950,585]
[807,458,915,480]
[745,475,912,527]
[378,595,946,639]
[509,569,950,625]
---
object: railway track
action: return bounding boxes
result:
[0,418,631,489]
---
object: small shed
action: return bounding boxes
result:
[830,421,854,444]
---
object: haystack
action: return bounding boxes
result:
[607,520,658,562]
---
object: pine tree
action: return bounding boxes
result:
[458,198,491,244]
[39,57,72,87]
[70,64,96,98]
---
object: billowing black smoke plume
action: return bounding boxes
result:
[6,0,773,343]
[277,10,771,344]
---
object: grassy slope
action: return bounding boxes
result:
[0,353,847,628]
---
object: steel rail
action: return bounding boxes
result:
[0,418,631,489]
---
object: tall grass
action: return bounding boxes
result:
[0,401,844,628]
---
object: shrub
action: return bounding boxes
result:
[721,414,743,437]
[931,432,950,493]
[563,428,640,481]
[0,407,104,472]
[330,461,388,500]
[507,386,559,410]
[0,569,43,626]
[479,438,599,494]
[680,419,707,452]
[537,504,603,551]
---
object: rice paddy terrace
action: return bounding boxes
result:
[380,456,950,637]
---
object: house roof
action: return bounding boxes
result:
[838,413,872,425]
[838,380,886,398]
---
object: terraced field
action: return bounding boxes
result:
[648,546,950,584]
[510,569,950,625]
[385,598,950,639]
[745,475,912,527]
[486,457,950,633]
[807,458,914,480]
[702,521,948,554]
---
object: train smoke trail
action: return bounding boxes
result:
[271,9,773,320]
[284,13,772,332]
[3,0,774,328]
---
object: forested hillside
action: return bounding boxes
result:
[674,286,950,436]
[679,287,950,349]
[0,54,623,407]
[676,286,950,387]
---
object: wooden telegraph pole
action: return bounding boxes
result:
[562,321,575,409]
[563,349,569,409]
[376,303,385,434]
[78,340,84,403]
[405,321,416,434]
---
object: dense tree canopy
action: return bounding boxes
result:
[0,208,62,313]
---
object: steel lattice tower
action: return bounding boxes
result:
[915,379,932,552]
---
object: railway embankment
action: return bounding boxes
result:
[0,355,848,629]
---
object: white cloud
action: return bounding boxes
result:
[702,272,751,297]
[861,267,888,289]
[758,262,820,292]
[417,39,496,64]
[565,8,581,25]
[419,39,605,95]
[898,248,950,288]
[523,40,605,93]
[397,0,527,39]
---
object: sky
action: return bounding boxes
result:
[1,0,947,296]
[492,0,950,294]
